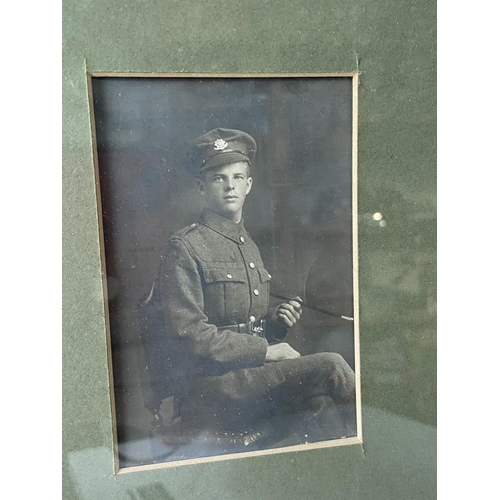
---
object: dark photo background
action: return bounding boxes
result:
[92,77,355,466]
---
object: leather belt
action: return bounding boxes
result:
[217,318,266,337]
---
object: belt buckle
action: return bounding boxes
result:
[249,316,264,336]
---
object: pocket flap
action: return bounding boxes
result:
[202,267,246,283]
[257,267,272,283]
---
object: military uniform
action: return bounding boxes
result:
[159,128,356,436]
[160,208,287,388]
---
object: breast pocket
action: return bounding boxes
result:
[255,266,272,313]
[201,266,249,324]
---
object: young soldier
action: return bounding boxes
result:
[159,128,355,440]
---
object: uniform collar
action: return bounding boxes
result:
[199,208,247,244]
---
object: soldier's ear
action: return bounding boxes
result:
[245,176,253,195]
[198,179,205,195]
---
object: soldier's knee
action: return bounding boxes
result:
[316,353,356,400]
[315,352,351,373]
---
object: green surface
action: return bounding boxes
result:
[62,0,436,498]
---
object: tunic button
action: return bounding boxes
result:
[253,289,260,296]
[249,262,255,269]
[226,274,232,279]
[239,236,245,243]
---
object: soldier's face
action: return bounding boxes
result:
[198,162,253,222]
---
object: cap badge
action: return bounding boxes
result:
[214,138,228,151]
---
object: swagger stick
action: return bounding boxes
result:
[270,292,354,322]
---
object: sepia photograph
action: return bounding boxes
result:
[90,75,360,470]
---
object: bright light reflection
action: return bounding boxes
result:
[372,212,383,221]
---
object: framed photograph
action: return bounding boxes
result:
[63,1,436,497]
[89,74,361,471]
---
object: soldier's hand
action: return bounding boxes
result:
[265,342,301,362]
[272,296,302,328]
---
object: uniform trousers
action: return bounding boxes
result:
[180,352,356,440]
